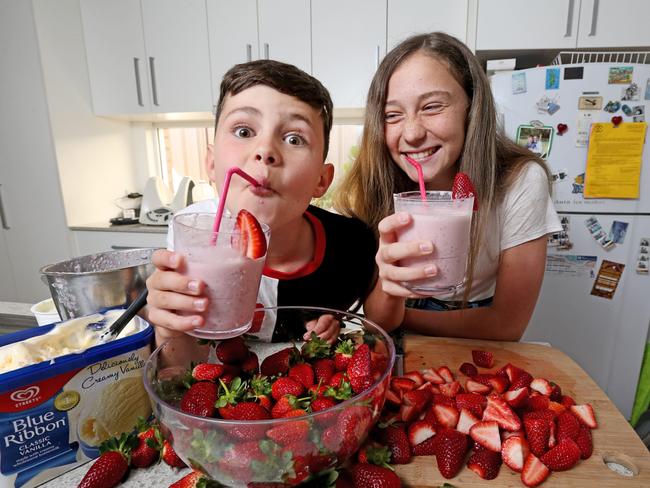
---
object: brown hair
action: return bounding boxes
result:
[334,32,552,299]
[214,59,333,158]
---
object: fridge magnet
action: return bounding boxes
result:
[564,66,584,80]
[575,111,593,146]
[591,260,625,299]
[603,100,621,113]
[536,95,560,115]
[611,115,623,126]
[578,96,603,110]
[621,83,640,101]
[632,106,645,123]
[546,68,561,89]
[556,123,568,135]
[585,216,615,250]
[512,72,527,94]
[551,168,568,182]
[608,66,633,84]
[622,104,633,116]
[546,254,596,278]
[548,221,574,250]
[608,220,629,244]
[515,124,553,158]
[645,79,650,100]
[571,173,585,194]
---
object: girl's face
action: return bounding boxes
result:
[384,51,469,190]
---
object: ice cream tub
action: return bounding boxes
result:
[0,312,153,488]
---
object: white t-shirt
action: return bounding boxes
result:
[438,162,562,302]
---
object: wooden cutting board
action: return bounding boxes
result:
[394,335,650,487]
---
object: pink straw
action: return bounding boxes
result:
[405,156,427,201]
[210,167,260,245]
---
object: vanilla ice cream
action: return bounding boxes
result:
[0,310,141,374]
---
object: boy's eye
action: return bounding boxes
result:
[284,134,305,146]
[234,126,254,138]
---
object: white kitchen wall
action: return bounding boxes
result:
[32,0,148,226]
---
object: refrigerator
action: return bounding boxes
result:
[491,61,650,420]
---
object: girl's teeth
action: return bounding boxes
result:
[405,149,434,160]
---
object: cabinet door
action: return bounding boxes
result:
[313,0,387,108]
[80,0,151,115]
[73,231,167,257]
[578,0,650,47]
[476,0,579,50]
[0,226,17,302]
[207,0,259,97]
[388,0,468,49]
[258,0,311,73]
[141,0,213,113]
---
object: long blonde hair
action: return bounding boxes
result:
[334,32,551,299]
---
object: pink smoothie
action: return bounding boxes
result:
[396,209,472,293]
[183,245,265,339]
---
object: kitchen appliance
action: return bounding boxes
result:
[491,54,650,419]
[139,176,195,226]
[40,248,155,320]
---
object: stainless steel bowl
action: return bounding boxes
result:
[40,248,156,320]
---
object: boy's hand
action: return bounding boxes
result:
[304,314,340,344]
[145,249,207,335]
[376,212,437,298]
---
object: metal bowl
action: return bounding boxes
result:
[40,248,156,320]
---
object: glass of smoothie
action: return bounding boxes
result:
[173,212,270,339]
[393,191,473,295]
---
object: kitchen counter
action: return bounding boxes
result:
[70,222,167,234]
[39,336,650,487]
[0,301,37,334]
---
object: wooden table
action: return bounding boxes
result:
[394,335,650,487]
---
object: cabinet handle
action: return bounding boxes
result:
[264,43,269,59]
[588,0,599,36]
[246,44,252,62]
[564,0,575,37]
[149,56,159,106]
[133,57,144,107]
[0,184,9,230]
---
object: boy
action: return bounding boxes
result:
[145,60,376,345]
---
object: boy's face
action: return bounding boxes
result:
[207,85,333,230]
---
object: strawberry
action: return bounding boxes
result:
[379,425,412,464]
[180,381,218,417]
[391,377,416,393]
[271,395,308,419]
[288,362,315,388]
[234,209,267,258]
[433,404,459,429]
[521,452,550,487]
[78,433,135,488]
[471,349,494,368]
[467,448,502,480]
[266,419,310,446]
[216,336,249,364]
[570,404,598,429]
[216,377,247,418]
[530,378,553,396]
[301,332,332,359]
[510,370,534,390]
[470,421,501,452]
[352,463,402,488]
[350,374,374,394]
[130,419,161,469]
[452,172,478,210]
[437,366,454,383]
[548,401,566,415]
[403,370,425,387]
[432,393,455,407]
[435,428,469,479]
[540,438,581,471]
[456,407,480,435]
[421,367,444,384]
[556,411,581,442]
[549,382,562,402]
[313,357,337,385]
[260,346,300,376]
[524,417,550,457]
[169,470,220,488]
[357,442,391,465]
[465,379,491,395]
[271,377,305,400]
[162,439,186,468]
[560,394,576,408]
[503,387,530,409]
[439,380,462,397]
[334,339,355,371]
[191,363,225,382]
[502,435,529,472]
[459,362,478,377]
[311,395,337,412]
[218,440,264,482]
[347,343,371,379]
[241,351,259,375]
[483,394,521,431]
[574,425,593,459]
[385,388,402,407]
[336,405,373,458]
[528,393,550,412]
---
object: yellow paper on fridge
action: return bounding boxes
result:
[584,122,647,199]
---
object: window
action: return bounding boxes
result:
[156,124,363,210]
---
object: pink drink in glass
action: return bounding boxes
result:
[173,213,269,339]
[394,191,473,294]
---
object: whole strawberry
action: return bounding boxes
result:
[260,346,300,376]
[435,428,468,479]
[379,425,412,464]
[352,463,402,487]
[191,363,225,382]
[169,470,222,487]
[162,439,186,468]
[540,438,581,471]
[334,339,355,371]
[216,336,249,364]
[78,433,135,488]
[180,381,218,418]
[130,418,162,469]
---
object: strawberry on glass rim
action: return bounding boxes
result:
[234,209,267,259]
[452,172,479,211]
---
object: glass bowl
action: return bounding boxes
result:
[143,306,395,487]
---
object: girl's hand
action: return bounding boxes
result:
[304,314,340,344]
[376,212,437,298]
[145,249,207,336]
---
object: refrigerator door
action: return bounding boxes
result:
[491,64,650,213]
[525,214,650,418]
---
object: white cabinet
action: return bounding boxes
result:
[577,0,650,48]
[312,0,387,108]
[81,0,212,115]
[73,231,167,257]
[388,0,469,49]
[0,219,16,301]
[207,0,311,99]
[476,0,579,50]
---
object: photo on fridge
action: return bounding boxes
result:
[515,124,553,159]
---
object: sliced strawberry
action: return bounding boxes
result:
[547,400,566,415]
[560,394,576,408]
[234,209,267,259]
[407,420,437,447]
[403,370,425,387]
[439,380,462,398]
[471,349,494,368]
[502,435,529,473]
[488,375,509,394]
[467,448,502,480]
[435,428,469,479]
[459,362,478,377]
[437,365,455,383]
[456,407,481,435]
[433,404,459,429]
[524,417,550,457]
[521,452,550,487]
[528,393,550,412]
[574,425,593,459]
[412,435,438,456]
[422,367,444,384]
[391,377,416,393]
[470,421,502,452]
[379,424,412,464]
[483,394,521,431]
[466,379,491,395]
[503,387,530,409]
[385,388,402,407]
[452,172,479,210]
[456,393,487,418]
[530,378,553,396]
[540,438,581,471]
[510,370,534,390]
[570,404,598,429]
[556,411,581,442]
